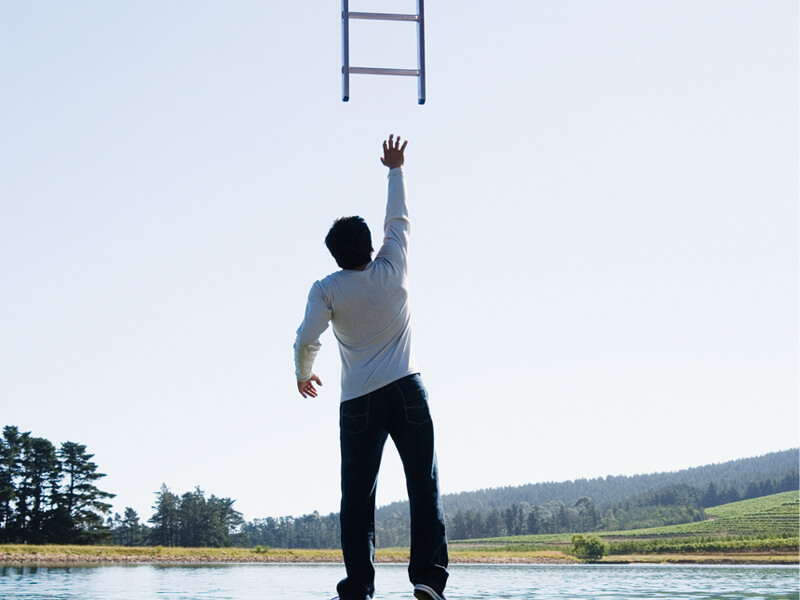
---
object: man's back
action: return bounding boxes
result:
[294,167,418,400]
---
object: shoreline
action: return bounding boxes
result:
[1,546,796,567]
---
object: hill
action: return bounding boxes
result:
[374,448,798,545]
[614,489,800,538]
[241,449,798,549]
[449,490,799,560]
[380,448,798,519]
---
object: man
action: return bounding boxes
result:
[294,135,448,600]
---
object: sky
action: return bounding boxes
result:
[1,1,797,524]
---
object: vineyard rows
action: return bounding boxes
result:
[450,490,800,553]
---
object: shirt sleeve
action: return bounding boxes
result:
[293,281,332,382]
[376,167,410,263]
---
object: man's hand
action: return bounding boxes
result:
[297,374,322,398]
[381,134,408,169]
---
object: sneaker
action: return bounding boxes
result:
[414,583,446,600]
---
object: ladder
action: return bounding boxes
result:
[341,0,426,104]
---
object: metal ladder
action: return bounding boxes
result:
[341,0,426,104]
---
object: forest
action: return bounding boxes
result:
[2,425,797,550]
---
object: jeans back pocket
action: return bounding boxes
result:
[399,377,432,425]
[340,396,370,434]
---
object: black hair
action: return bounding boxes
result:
[324,216,373,269]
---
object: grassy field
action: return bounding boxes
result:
[2,543,792,565]
[0,544,575,565]
[0,545,346,564]
[1,492,797,565]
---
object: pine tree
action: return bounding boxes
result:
[485,509,503,537]
[525,507,540,534]
[575,497,600,532]
[56,441,115,543]
[450,510,467,540]
[208,494,244,546]
[16,436,60,543]
[0,426,26,541]
[557,501,571,531]
[150,484,181,546]
[113,507,145,546]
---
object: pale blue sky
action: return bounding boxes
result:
[1,1,797,522]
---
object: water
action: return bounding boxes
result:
[0,563,797,600]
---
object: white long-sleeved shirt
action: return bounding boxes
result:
[293,167,418,402]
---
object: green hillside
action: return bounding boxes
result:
[374,448,798,547]
[449,491,799,557]
[707,491,799,530]
[614,490,799,538]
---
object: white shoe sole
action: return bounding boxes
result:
[414,583,446,600]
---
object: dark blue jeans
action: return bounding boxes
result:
[336,373,448,600]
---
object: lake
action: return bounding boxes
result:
[0,563,797,599]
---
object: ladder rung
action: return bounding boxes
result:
[347,12,419,22]
[348,67,420,76]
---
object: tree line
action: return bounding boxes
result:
[109,485,244,547]
[1,426,245,548]
[0,426,114,544]
[109,471,793,549]
[241,512,341,549]
[444,484,706,542]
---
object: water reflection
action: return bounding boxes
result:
[0,563,796,600]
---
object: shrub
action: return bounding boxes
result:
[572,534,608,560]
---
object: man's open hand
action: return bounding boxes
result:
[297,374,322,398]
[381,134,407,169]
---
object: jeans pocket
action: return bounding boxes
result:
[340,396,370,434]
[400,380,431,425]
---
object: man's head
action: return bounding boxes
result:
[325,216,373,269]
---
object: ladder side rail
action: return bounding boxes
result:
[342,0,350,101]
[417,0,426,104]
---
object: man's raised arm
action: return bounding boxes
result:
[379,134,410,255]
